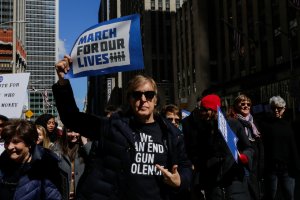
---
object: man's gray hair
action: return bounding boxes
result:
[269,96,286,107]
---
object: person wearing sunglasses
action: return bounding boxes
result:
[182,94,253,200]
[160,104,182,130]
[52,56,192,200]
[258,96,300,200]
[231,94,264,200]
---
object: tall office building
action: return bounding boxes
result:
[121,0,185,107]
[175,0,300,115]
[173,0,211,110]
[87,0,186,115]
[25,0,59,119]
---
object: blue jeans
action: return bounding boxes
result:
[265,170,295,200]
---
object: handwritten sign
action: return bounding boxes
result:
[217,107,239,162]
[66,14,144,78]
[0,73,30,118]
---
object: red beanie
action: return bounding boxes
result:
[201,94,221,111]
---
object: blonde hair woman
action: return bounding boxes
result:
[36,125,54,149]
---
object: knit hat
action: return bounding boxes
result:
[201,94,221,111]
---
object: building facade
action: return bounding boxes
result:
[175,0,300,117]
[25,0,59,119]
[174,0,210,110]
[87,0,186,115]
[211,0,300,118]
[87,0,300,118]
[0,0,27,74]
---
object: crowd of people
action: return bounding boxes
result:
[0,55,299,200]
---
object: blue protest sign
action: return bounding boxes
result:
[66,14,144,78]
[217,107,239,162]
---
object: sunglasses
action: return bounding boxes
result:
[271,106,284,111]
[198,107,212,112]
[240,102,251,107]
[167,117,181,125]
[131,91,156,100]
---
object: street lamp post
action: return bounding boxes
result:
[31,87,52,114]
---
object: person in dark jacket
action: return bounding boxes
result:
[52,55,192,200]
[258,96,300,200]
[0,114,8,136]
[230,94,264,200]
[0,114,9,154]
[182,94,254,200]
[51,127,91,200]
[0,119,62,200]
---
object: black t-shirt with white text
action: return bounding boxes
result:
[127,121,168,200]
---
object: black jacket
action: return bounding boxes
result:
[0,145,62,200]
[52,82,192,200]
[259,116,300,177]
[182,110,254,189]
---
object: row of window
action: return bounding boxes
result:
[26,46,56,51]
[26,42,55,46]
[25,18,56,24]
[26,1,55,7]
[26,32,55,38]
[26,23,55,28]
[27,52,55,56]
[26,14,55,20]
[27,55,55,60]
[27,56,55,61]
[26,6,55,14]
[0,63,12,68]
[26,38,55,42]
[26,28,56,33]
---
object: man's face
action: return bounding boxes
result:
[197,107,216,121]
[165,112,180,128]
[129,81,157,123]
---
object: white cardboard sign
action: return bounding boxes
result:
[0,73,30,118]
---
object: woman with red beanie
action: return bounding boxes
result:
[182,94,253,200]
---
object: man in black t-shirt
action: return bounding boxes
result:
[53,57,192,200]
